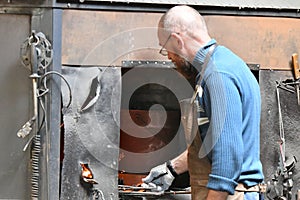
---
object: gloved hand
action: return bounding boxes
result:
[142,161,177,192]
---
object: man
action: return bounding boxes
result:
[142,5,265,200]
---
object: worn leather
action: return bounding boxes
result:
[180,99,247,200]
[180,99,211,200]
[188,133,211,200]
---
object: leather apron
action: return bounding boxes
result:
[180,99,245,200]
[180,99,211,200]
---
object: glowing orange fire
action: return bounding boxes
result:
[80,162,98,184]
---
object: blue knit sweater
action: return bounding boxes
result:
[192,39,264,194]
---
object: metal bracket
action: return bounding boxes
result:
[121,60,175,68]
[122,60,259,70]
[20,31,53,72]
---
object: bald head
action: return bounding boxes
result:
[157,5,211,64]
[159,5,209,39]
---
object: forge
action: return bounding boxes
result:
[60,61,195,199]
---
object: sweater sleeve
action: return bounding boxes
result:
[203,71,243,195]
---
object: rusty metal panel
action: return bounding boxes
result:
[206,15,300,70]
[62,10,300,70]
[0,14,31,199]
[62,10,164,66]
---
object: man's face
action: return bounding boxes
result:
[157,29,190,73]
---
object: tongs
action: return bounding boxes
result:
[118,184,191,196]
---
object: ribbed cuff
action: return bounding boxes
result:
[207,174,237,195]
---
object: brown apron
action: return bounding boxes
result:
[180,99,244,200]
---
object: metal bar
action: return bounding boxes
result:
[121,60,174,68]
[275,81,286,173]
[31,7,62,200]
[1,3,300,18]
[119,190,191,196]
[52,2,300,18]
[47,8,63,200]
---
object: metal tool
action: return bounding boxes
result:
[119,184,190,196]
[17,116,36,138]
[267,82,298,200]
[119,184,156,191]
[18,31,53,200]
[27,32,42,200]
[276,81,286,171]
[20,31,53,71]
[291,53,300,105]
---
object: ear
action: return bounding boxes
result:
[171,32,184,50]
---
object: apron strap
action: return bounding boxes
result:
[191,43,218,103]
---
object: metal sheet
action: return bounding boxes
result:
[44,8,63,200]
[0,14,31,199]
[60,66,121,200]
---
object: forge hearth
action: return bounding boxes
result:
[118,65,194,186]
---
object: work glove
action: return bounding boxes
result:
[142,161,177,192]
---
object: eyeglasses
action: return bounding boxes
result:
[159,34,172,56]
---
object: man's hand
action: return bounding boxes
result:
[142,162,176,192]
